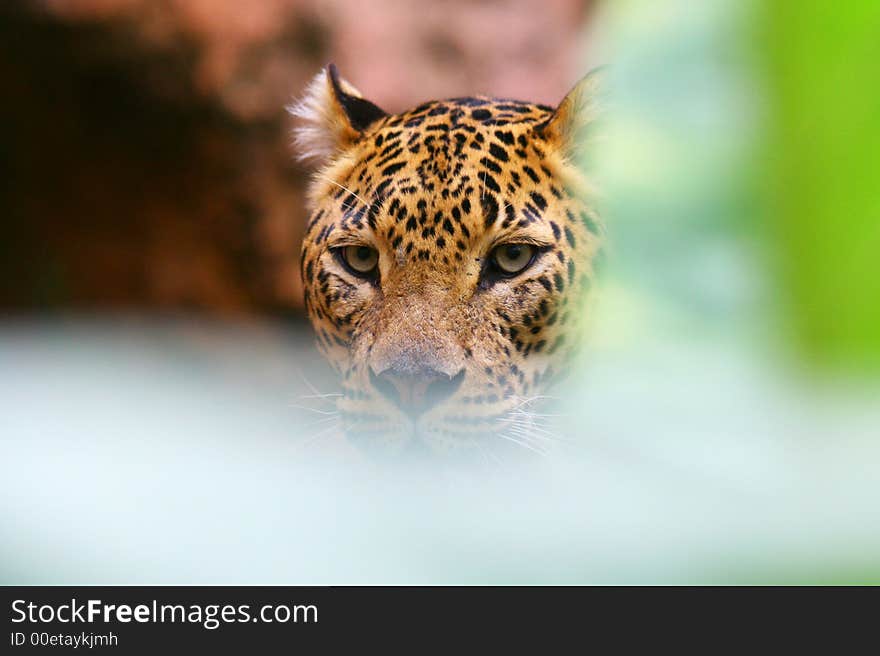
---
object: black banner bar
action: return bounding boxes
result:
[0,586,872,652]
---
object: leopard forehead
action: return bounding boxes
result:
[304,97,597,268]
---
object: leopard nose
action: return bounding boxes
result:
[369,366,465,420]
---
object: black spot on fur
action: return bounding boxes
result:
[481,194,499,229]
[382,161,406,177]
[580,210,600,235]
[494,130,515,145]
[482,174,501,194]
[522,166,540,183]
[488,143,509,162]
[529,192,547,211]
[479,157,503,174]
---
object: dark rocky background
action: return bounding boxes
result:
[1,0,593,316]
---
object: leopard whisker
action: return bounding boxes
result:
[508,411,564,420]
[315,174,372,211]
[289,403,340,416]
[294,367,342,403]
[497,431,549,457]
[500,416,567,437]
[498,409,563,429]
[508,395,560,412]
[296,392,343,408]
[505,424,569,445]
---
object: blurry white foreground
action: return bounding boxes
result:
[1,317,878,584]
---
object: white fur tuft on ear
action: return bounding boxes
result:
[537,68,605,158]
[288,65,387,166]
[288,68,346,164]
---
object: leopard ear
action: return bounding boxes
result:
[289,63,388,165]
[536,68,605,158]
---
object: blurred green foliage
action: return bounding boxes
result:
[763,3,880,373]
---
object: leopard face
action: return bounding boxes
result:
[291,64,602,457]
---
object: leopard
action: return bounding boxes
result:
[290,64,603,458]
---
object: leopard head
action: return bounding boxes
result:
[291,64,603,457]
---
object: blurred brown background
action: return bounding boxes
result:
[1,0,594,316]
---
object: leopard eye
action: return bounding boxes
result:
[340,245,379,277]
[491,243,536,276]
